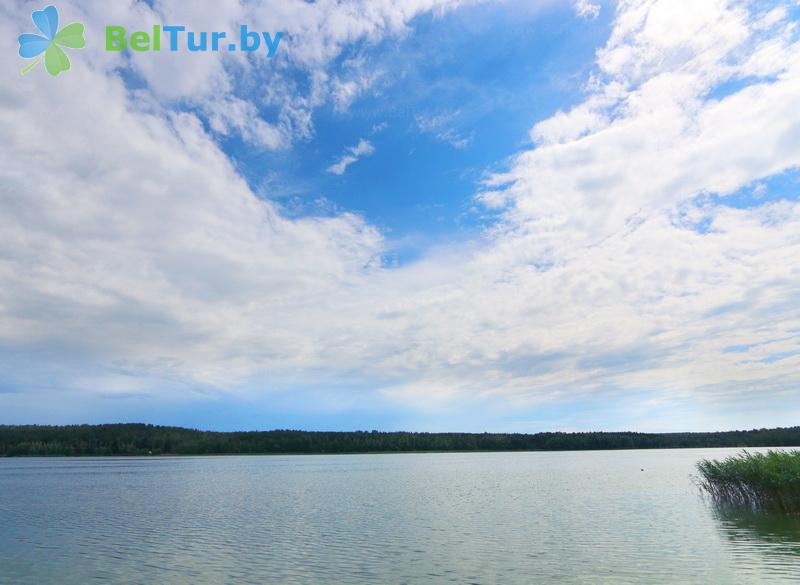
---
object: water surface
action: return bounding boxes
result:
[1,448,799,584]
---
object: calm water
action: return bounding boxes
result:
[1,448,799,584]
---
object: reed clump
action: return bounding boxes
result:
[697,450,800,513]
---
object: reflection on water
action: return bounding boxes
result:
[712,504,800,576]
[2,449,800,584]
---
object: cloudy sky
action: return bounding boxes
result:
[1,0,799,432]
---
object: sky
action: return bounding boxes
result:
[1,0,799,432]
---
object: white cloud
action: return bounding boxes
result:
[529,95,612,145]
[463,0,800,409]
[416,111,473,149]
[39,0,475,151]
[2,0,800,429]
[204,96,286,150]
[330,56,386,113]
[326,139,376,175]
[574,0,600,20]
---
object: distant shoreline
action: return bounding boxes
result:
[2,423,799,457]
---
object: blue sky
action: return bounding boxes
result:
[1,0,799,432]
[230,2,615,260]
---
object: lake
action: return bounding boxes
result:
[1,448,799,584]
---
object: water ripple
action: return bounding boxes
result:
[1,450,799,584]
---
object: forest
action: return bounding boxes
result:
[2,424,800,456]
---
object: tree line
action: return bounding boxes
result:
[1,424,800,456]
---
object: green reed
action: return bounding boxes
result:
[697,450,800,514]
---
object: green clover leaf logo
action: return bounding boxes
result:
[18,5,85,76]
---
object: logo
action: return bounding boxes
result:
[104,26,284,56]
[18,5,85,76]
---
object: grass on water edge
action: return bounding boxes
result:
[697,450,800,514]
